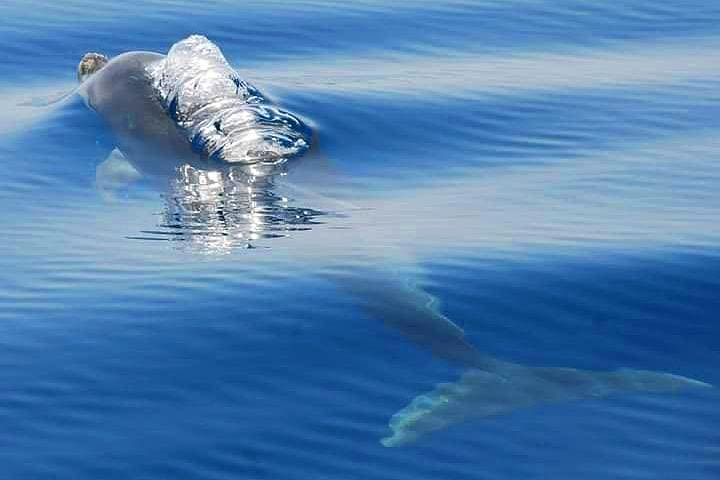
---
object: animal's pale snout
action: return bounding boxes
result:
[77,52,109,83]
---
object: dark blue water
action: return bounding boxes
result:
[2,1,719,478]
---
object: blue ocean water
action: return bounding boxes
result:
[1,0,719,478]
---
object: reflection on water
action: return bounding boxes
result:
[127,163,326,253]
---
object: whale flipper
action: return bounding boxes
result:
[95,148,142,199]
[382,364,711,447]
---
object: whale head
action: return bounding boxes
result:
[77,52,109,83]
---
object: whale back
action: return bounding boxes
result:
[81,51,201,175]
[81,37,312,172]
[147,35,312,165]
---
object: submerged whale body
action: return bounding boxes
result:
[338,270,712,447]
[79,35,311,172]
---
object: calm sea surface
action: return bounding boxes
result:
[1,1,719,478]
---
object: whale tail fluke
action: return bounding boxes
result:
[381,364,711,447]
[335,271,711,447]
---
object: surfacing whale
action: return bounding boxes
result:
[78,35,311,178]
[70,36,711,447]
